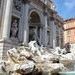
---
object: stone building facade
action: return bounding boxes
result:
[64,18,75,49]
[0,0,63,60]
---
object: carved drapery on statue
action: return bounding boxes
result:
[29,27,36,41]
[10,16,19,38]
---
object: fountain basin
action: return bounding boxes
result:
[59,71,75,75]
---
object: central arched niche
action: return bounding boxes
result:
[29,11,41,45]
[29,11,40,23]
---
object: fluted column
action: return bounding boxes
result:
[44,13,48,46]
[51,21,56,48]
[23,3,29,44]
[2,0,13,39]
[52,21,56,48]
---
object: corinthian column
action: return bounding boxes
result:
[23,3,29,44]
[44,11,48,47]
[2,0,13,39]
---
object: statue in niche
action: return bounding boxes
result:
[10,19,18,38]
[13,0,22,11]
[29,28,36,41]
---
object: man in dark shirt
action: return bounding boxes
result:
[65,42,71,53]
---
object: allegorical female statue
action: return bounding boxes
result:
[10,19,18,38]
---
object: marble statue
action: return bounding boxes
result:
[0,60,9,75]
[10,19,18,38]
[7,47,35,75]
[1,41,75,75]
[28,41,41,56]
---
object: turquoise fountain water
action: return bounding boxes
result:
[59,71,75,75]
[59,60,75,75]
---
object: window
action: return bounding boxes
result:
[67,30,70,35]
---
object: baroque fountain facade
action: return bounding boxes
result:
[0,0,74,75]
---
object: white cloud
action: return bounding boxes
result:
[64,0,75,10]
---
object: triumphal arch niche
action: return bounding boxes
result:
[29,11,42,45]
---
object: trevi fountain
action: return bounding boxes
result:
[0,0,75,75]
[0,41,75,75]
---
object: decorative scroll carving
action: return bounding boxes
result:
[13,0,22,11]
[10,17,19,38]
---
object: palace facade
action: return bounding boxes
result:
[64,18,75,49]
[0,0,63,60]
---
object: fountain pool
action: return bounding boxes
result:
[59,71,75,75]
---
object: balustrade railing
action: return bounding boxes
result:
[40,0,55,10]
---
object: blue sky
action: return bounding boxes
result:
[54,0,75,20]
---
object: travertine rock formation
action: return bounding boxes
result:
[0,41,75,75]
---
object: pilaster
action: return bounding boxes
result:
[43,11,48,47]
[50,20,56,48]
[0,0,13,60]
[2,0,13,39]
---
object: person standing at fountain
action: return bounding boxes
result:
[65,42,71,53]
